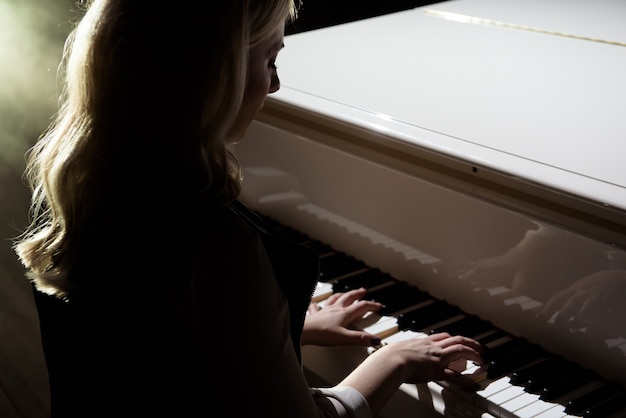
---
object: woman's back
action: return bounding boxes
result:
[35,202,250,417]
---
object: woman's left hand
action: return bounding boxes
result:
[301,288,382,347]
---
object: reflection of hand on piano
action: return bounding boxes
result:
[458,222,623,307]
[457,224,550,293]
[540,269,626,336]
[302,287,383,347]
[457,251,518,288]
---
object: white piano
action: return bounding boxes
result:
[233,0,626,416]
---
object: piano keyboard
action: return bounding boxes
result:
[262,215,626,418]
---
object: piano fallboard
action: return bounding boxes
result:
[235,116,626,389]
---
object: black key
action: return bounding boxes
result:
[525,357,575,393]
[365,282,431,315]
[476,330,508,346]
[482,337,528,363]
[487,343,545,379]
[540,369,596,401]
[319,253,367,282]
[510,356,558,386]
[332,269,393,293]
[430,315,493,338]
[532,360,585,396]
[584,391,626,417]
[397,301,462,332]
[566,383,625,414]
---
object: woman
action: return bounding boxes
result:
[15,1,482,417]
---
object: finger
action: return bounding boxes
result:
[339,329,381,347]
[457,259,507,282]
[307,302,321,315]
[428,332,452,342]
[438,334,482,352]
[578,293,603,322]
[343,300,382,323]
[323,293,343,306]
[561,291,599,327]
[440,341,484,365]
[558,291,589,322]
[540,288,573,318]
[333,288,368,306]
[457,262,479,280]
[429,334,483,365]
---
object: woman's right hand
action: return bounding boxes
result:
[378,332,483,386]
[339,332,483,415]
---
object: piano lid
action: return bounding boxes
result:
[274,0,626,219]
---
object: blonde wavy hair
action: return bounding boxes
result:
[14,0,298,298]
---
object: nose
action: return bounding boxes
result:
[269,74,280,94]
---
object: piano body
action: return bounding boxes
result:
[232,0,626,416]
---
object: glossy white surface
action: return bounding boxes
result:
[236,119,626,389]
[276,0,626,210]
[234,1,626,415]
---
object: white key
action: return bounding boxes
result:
[515,398,562,418]
[426,381,447,415]
[461,361,481,375]
[486,383,526,405]
[476,376,512,399]
[534,404,569,418]
[500,391,541,415]
[350,311,382,328]
[312,282,333,303]
[354,314,398,338]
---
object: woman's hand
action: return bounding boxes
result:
[339,332,483,414]
[302,288,382,347]
[379,332,484,386]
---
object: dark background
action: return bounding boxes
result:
[287,0,438,34]
[0,1,439,416]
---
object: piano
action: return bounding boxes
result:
[232,0,626,416]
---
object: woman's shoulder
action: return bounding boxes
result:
[111,200,266,289]
[192,201,261,247]
[153,199,259,241]
[168,200,267,268]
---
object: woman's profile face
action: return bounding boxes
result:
[227,24,285,143]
